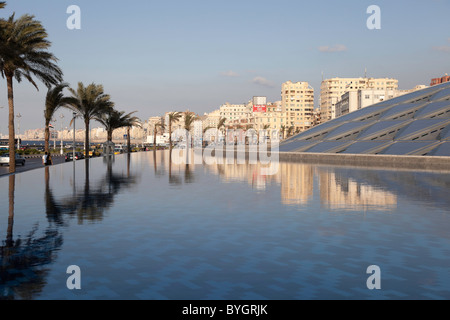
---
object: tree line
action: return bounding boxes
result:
[0,2,140,173]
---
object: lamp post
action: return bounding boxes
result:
[52,118,57,151]
[16,113,22,150]
[60,114,64,155]
[72,112,76,162]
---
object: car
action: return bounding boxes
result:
[65,152,85,162]
[0,153,26,166]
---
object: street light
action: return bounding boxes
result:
[72,112,76,162]
[16,113,22,150]
[60,114,64,155]
[52,118,57,150]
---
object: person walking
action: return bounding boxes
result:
[47,153,53,166]
[42,152,48,166]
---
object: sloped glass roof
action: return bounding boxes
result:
[430,87,450,102]
[303,141,354,153]
[279,82,450,156]
[278,140,319,152]
[379,102,427,121]
[356,120,412,141]
[379,141,441,156]
[395,119,450,141]
[322,121,373,140]
[429,142,450,157]
[415,101,450,119]
[340,141,394,154]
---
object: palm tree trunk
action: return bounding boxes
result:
[153,127,157,151]
[127,127,131,153]
[108,130,112,143]
[84,118,89,157]
[7,75,16,173]
[45,124,50,154]
[169,122,172,149]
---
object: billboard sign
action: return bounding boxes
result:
[253,96,267,113]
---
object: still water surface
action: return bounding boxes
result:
[1,151,449,300]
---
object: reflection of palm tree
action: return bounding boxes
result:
[168,112,182,149]
[1,174,64,300]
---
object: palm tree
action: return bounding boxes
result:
[96,108,126,143]
[184,111,198,148]
[167,112,182,148]
[217,117,227,144]
[153,122,165,150]
[280,125,286,140]
[67,82,114,154]
[0,2,6,9]
[0,14,63,172]
[122,113,141,153]
[44,83,72,153]
[286,126,294,138]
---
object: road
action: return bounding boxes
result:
[0,155,67,177]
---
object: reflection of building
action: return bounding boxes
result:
[318,169,397,211]
[280,162,314,205]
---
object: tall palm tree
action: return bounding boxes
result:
[280,125,286,140]
[0,14,63,172]
[44,83,72,153]
[217,117,227,144]
[122,112,141,153]
[184,111,198,148]
[167,112,182,148]
[96,108,128,143]
[153,122,165,151]
[67,82,114,154]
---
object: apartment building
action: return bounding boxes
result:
[320,77,398,122]
[281,81,315,132]
[219,102,252,125]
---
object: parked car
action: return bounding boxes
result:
[0,153,26,166]
[65,152,85,162]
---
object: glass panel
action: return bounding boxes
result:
[303,141,353,153]
[357,120,411,140]
[323,121,373,140]
[415,101,450,119]
[340,141,393,154]
[430,142,450,156]
[430,86,450,102]
[379,102,427,120]
[279,140,319,152]
[395,119,450,140]
[380,141,439,155]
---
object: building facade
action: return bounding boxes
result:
[281,81,315,133]
[320,77,398,122]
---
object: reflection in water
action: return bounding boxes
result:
[204,157,450,212]
[1,151,450,300]
[1,155,138,300]
[1,172,63,300]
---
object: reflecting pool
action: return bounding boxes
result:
[1,151,450,300]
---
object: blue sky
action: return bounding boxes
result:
[0,0,449,132]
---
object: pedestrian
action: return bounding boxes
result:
[47,153,53,166]
[42,152,48,166]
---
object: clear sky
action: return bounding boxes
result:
[0,0,449,132]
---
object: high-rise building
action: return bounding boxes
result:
[320,77,398,122]
[281,81,315,132]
